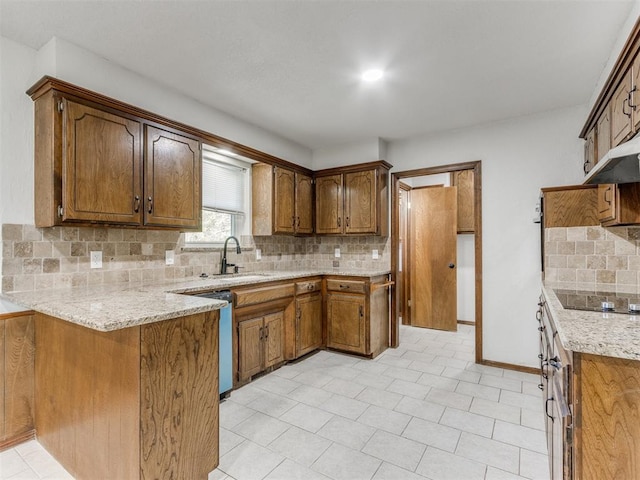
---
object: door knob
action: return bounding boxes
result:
[448,263,455,269]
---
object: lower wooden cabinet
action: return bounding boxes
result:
[0,312,35,449]
[295,292,323,358]
[325,275,390,358]
[237,311,285,382]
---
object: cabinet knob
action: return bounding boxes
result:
[134,195,140,213]
[147,196,153,214]
[337,217,341,227]
[448,263,455,269]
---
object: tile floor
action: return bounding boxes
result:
[0,325,549,480]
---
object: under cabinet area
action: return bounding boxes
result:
[315,161,391,236]
[237,312,285,382]
[27,76,202,230]
[252,163,314,235]
[292,279,323,358]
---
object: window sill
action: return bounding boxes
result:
[181,245,254,253]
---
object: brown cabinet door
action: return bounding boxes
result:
[296,293,323,357]
[611,72,633,147]
[295,173,314,235]
[344,170,377,234]
[451,169,475,233]
[583,128,596,176]
[598,184,617,223]
[274,167,296,234]
[238,317,264,381]
[264,312,284,368]
[315,174,343,234]
[63,99,143,225]
[326,293,366,354]
[596,105,611,164]
[144,125,201,229]
[632,56,640,132]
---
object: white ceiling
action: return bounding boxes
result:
[0,1,635,150]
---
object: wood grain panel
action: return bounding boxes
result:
[234,283,295,308]
[542,186,599,228]
[264,312,284,368]
[345,170,377,234]
[325,279,366,294]
[0,320,4,441]
[326,293,366,354]
[295,172,314,235]
[64,99,142,224]
[579,353,640,480]
[274,167,295,234]
[369,282,390,359]
[611,72,633,147]
[451,169,475,233]
[34,90,60,228]
[296,293,323,357]
[295,279,322,295]
[238,317,264,381]
[596,105,612,163]
[35,313,140,480]
[251,163,274,235]
[140,312,219,480]
[144,125,201,229]
[315,174,343,234]
[3,315,34,441]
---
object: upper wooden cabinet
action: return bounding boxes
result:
[611,70,634,147]
[541,185,599,228]
[315,161,391,236]
[450,169,475,233]
[596,105,611,163]
[583,128,596,175]
[597,182,640,226]
[27,77,202,230]
[252,164,314,235]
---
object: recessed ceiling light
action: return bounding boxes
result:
[361,69,384,82]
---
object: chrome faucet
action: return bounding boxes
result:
[220,236,242,274]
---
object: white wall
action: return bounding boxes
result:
[313,138,386,169]
[0,35,312,226]
[387,106,586,367]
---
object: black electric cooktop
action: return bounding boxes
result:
[554,289,640,315]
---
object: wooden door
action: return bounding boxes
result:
[597,184,617,223]
[398,184,410,325]
[264,312,284,368]
[295,173,314,234]
[63,99,142,225]
[315,174,343,234]
[345,170,377,234]
[632,56,640,132]
[596,105,611,163]
[274,167,296,234]
[296,293,323,356]
[238,317,264,381]
[326,293,366,354]
[611,72,633,147]
[583,128,596,175]
[410,187,458,331]
[144,125,201,229]
[451,170,475,233]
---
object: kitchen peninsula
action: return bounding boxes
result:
[3,269,391,479]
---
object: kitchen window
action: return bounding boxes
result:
[185,148,251,246]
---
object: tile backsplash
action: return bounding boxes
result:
[1,224,390,293]
[544,225,640,288]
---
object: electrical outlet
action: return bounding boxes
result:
[372,249,379,260]
[90,251,102,269]
[256,248,262,261]
[335,248,341,258]
[165,250,175,265]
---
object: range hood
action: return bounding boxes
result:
[584,136,640,184]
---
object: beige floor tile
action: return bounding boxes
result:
[362,430,426,472]
[439,407,495,438]
[218,440,285,480]
[312,443,381,480]
[402,417,461,453]
[279,402,334,433]
[455,432,520,474]
[394,396,445,423]
[357,405,412,435]
[356,386,403,409]
[234,411,291,446]
[269,426,332,467]
[317,415,376,450]
[415,447,486,480]
[493,421,547,454]
[372,462,426,480]
[319,393,369,420]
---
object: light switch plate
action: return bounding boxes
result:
[256,248,262,261]
[90,251,102,269]
[165,250,175,265]
[372,249,379,260]
[334,248,341,258]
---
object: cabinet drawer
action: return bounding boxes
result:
[234,283,295,308]
[295,279,322,295]
[326,279,366,294]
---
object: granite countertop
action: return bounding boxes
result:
[542,282,640,360]
[2,270,390,332]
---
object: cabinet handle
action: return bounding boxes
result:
[359,306,363,317]
[337,217,341,227]
[292,216,296,228]
[630,86,638,110]
[545,397,554,420]
[307,284,314,291]
[339,284,350,290]
[536,310,542,321]
[265,325,269,339]
[297,217,300,228]
[623,97,632,117]
[583,160,590,175]
[604,187,612,205]
[147,196,153,214]
[133,195,140,213]
[346,217,350,227]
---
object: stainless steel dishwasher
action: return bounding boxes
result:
[194,290,233,398]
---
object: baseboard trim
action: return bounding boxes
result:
[480,359,538,375]
[457,320,475,326]
[0,429,36,452]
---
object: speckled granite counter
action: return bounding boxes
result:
[542,282,640,360]
[1,270,390,332]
